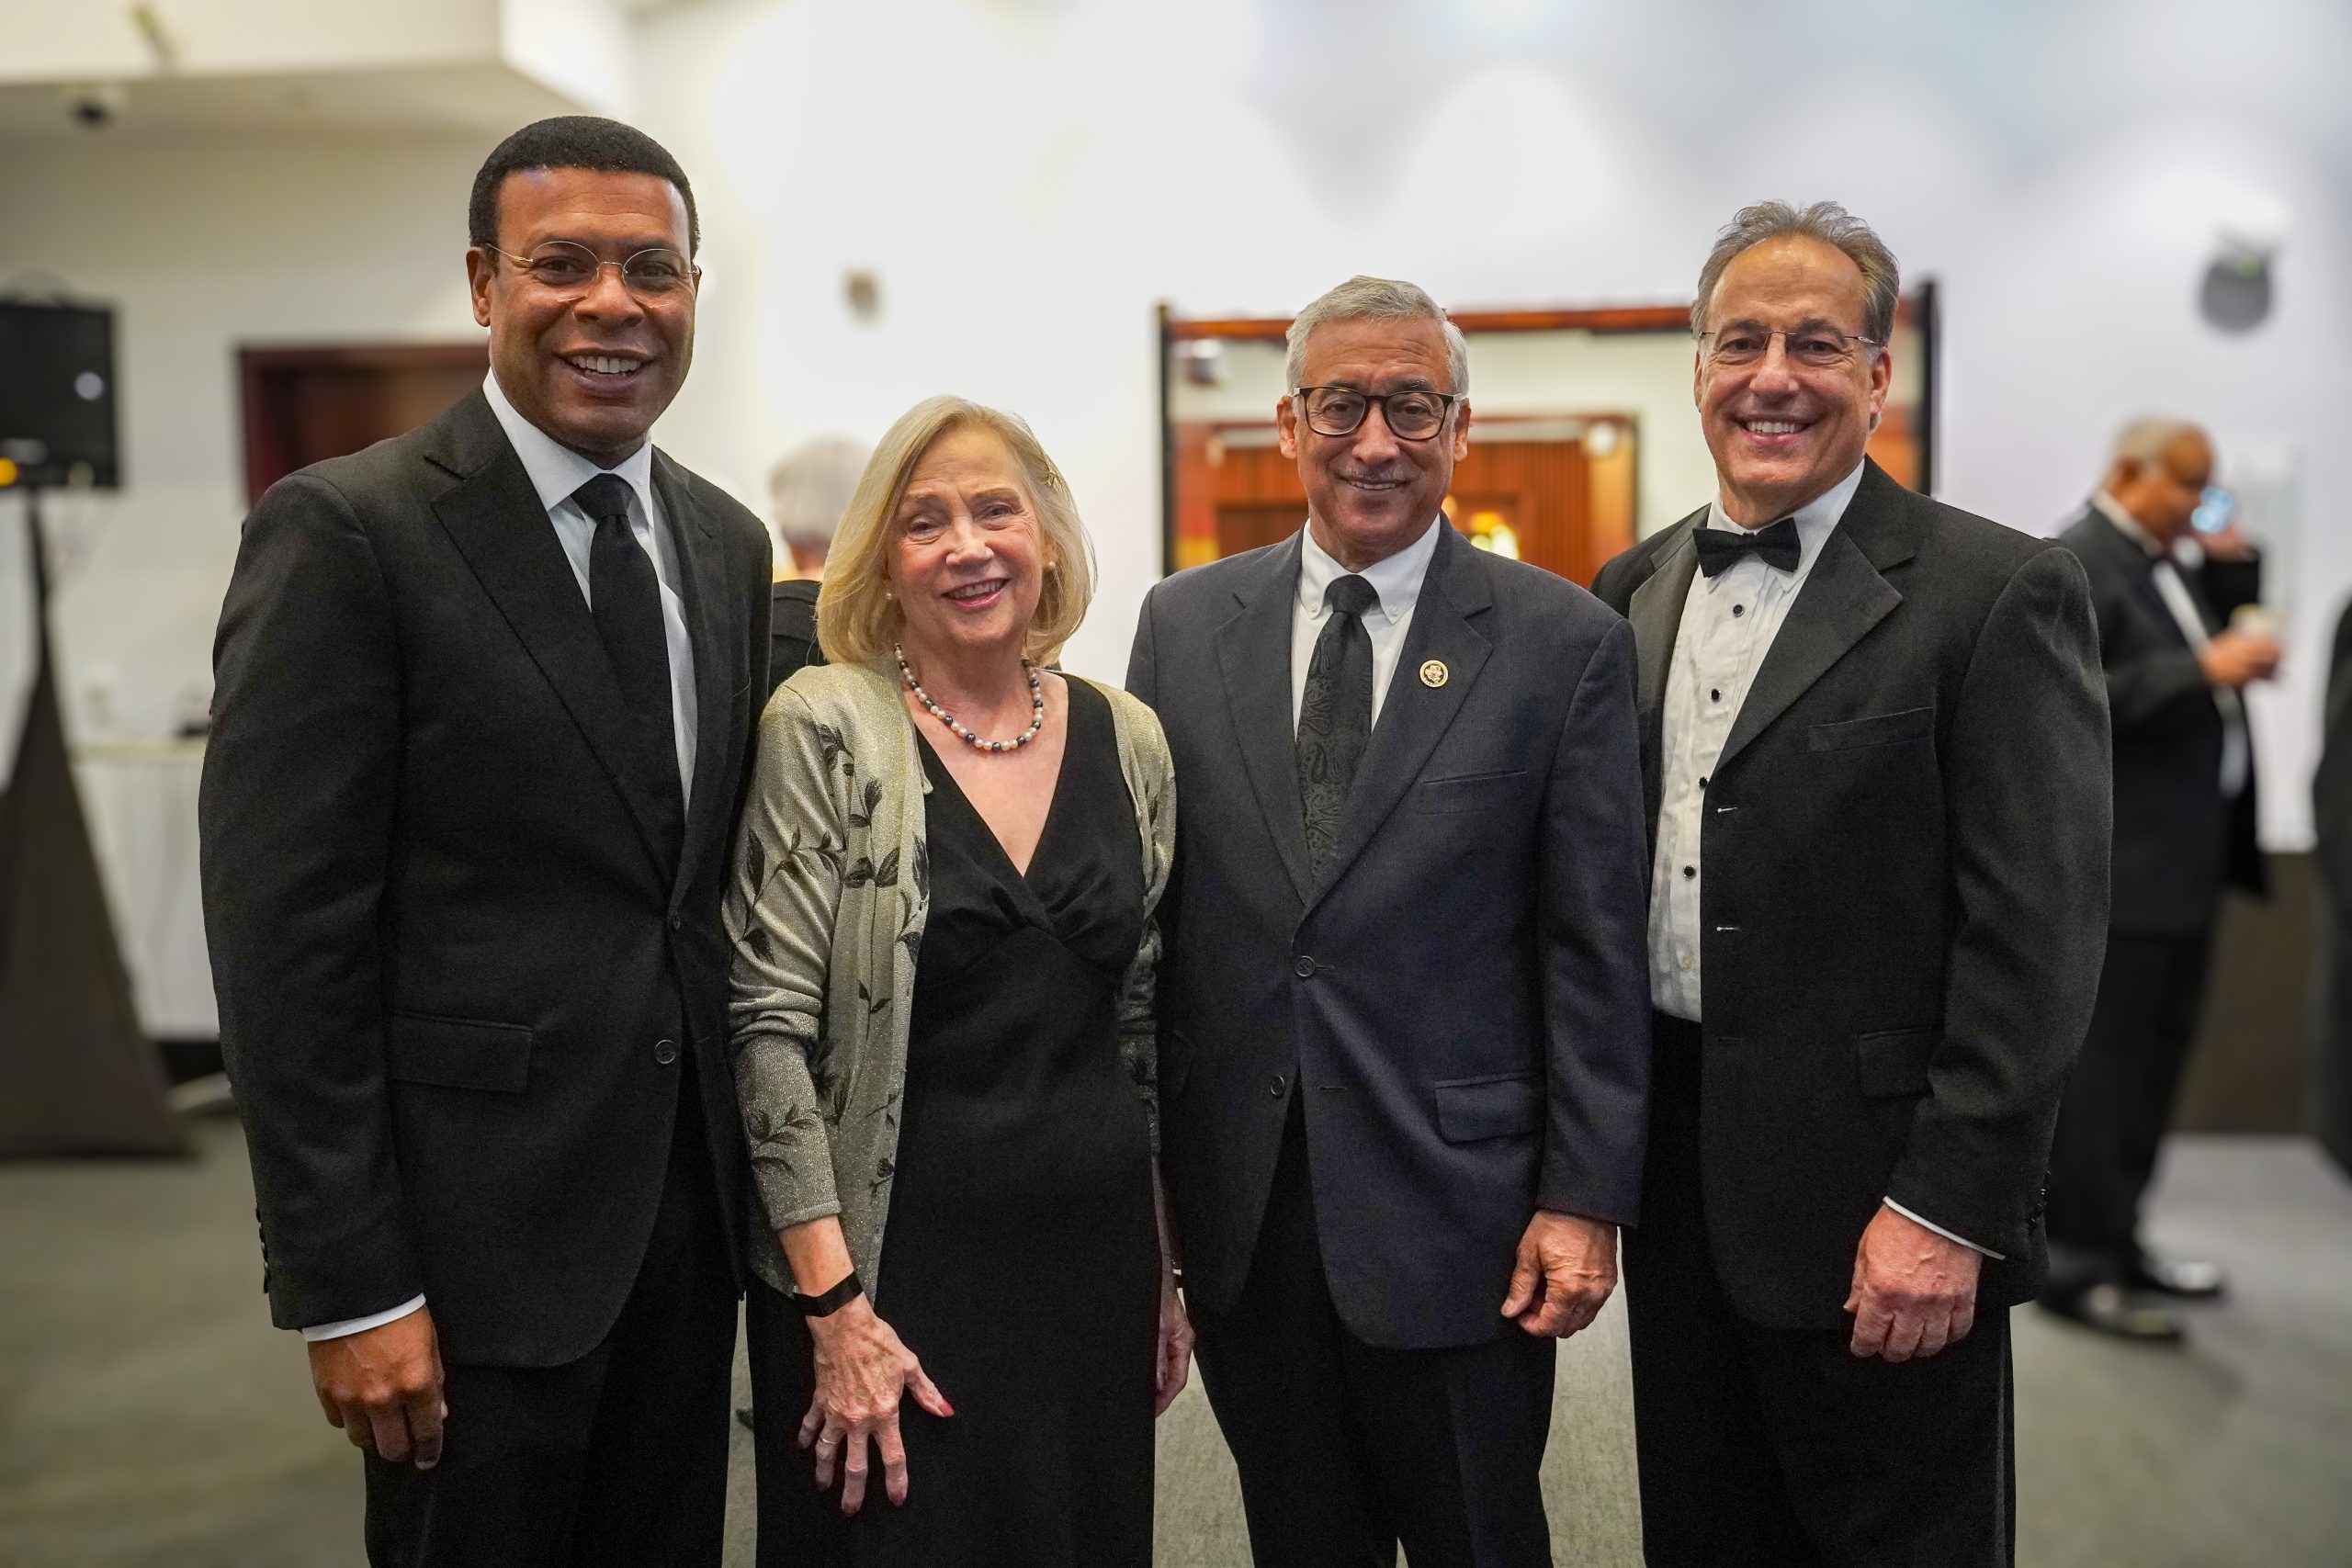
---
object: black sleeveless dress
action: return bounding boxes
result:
[749,678,1159,1568]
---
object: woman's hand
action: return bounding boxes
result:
[799,1297,954,1514]
[1152,1264,1195,1416]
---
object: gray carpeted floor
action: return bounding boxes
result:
[2,1122,2346,1565]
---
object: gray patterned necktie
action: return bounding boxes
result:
[1296,573,1378,881]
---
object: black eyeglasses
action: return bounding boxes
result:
[1293,386,1462,441]
[485,242,698,299]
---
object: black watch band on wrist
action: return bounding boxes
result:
[791,1269,865,1318]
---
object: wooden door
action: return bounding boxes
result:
[239,343,488,502]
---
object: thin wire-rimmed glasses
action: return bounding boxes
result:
[1293,386,1463,440]
[483,242,699,300]
[1698,325,1883,369]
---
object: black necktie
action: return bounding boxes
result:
[573,474,684,861]
[1297,573,1378,881]
[1692,516,1801,578]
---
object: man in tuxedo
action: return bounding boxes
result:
[200,117,771,1565]
[1591,201,2109,1566]
[1127,276,1652,1566]
[2043,419,2277,1339]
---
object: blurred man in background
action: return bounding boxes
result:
[2045,418,2278,1341]
[764,435,865,689]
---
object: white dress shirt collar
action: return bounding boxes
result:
[1297,513,1443,625]
[1701,459,1867,572]
[482,369,658,522]
[2089,490,2168,558]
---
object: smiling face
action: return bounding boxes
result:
[1695,234,1890,525]
[465,166,695,466]
[887,423,1047,669]
[1278,314,1469,570]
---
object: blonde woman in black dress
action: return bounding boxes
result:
[726,396,1187,1566]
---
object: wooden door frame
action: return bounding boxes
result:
[238,342,488,505]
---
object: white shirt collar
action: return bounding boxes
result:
[1702,459,1866,577]
[1296,514,1443,626]
[481,369,657,520]
[2090,491,2169,559]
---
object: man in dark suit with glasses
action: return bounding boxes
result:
[1131,275,1653,1566]
[202,117,770,1565]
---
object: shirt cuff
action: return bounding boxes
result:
[301,1295,427,1342]
[1883,1200,2005,1261]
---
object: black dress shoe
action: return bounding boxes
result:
[2036,1283,2188,1343]
[2127,1253,2227,1299]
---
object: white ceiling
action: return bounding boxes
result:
[0,63,580,143]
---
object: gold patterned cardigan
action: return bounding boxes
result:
[722,659,1176,1302]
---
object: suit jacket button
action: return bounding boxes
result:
[1294,956,1316,978]
[654,1038,679,1065]
[1268,1074,1287,1098]
[667,912,684,932]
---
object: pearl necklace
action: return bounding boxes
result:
[895,644,1046,753]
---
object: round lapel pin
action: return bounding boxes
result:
[1419,660,1449,689]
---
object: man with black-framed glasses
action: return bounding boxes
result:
[1129,276,1652,1565]
[202,116,771,1565]
[1594,200,2109,1566]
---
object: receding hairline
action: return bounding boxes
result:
[1702,233,1871,323]
[2111,416,2210,468]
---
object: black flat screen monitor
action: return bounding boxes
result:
[0,300,119,490]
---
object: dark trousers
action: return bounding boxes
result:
[1188,1100,1556,1568]
[1623,1014,2015,1568]
[2044,926,2215,1279]
[363,1070,739,1568]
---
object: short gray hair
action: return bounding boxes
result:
[1285,275,1469,395]
[2110,416,2206,468]
[767,436,871,553]
[1691,200,1901,347]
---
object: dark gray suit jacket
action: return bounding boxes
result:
[200,390,772,1367]
[2059,506,2265,933]
[1127,520,1653,1351]
[1592,461,2110,1327]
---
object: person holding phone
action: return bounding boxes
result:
[2045,417,2278,1340]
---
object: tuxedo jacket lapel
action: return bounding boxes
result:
[653,451,737,905]
[1715,463,1913,773]
[1216,535,1316,908]
[1629,520,1701,835]
[1315,522,1492,904]
[424,393,676,886]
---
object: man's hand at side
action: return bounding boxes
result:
[1844,1205,1982,1361]
[308,1306,447,1468]
[1500,1210,1617,1337]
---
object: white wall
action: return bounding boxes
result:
[630,0,2352,848]
[0,131,491,764]
[5,0,2349,849]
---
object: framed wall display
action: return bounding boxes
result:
[1159,286,1937,583]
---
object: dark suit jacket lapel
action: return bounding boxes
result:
[1714,461,1912,773]
[1216,534,1316,908]
[652,451,737,903]
[1629,519,1701,834]
[424,392,674,885]
[1315,522,1494,905]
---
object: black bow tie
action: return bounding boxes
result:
[1692,517,1801,578]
